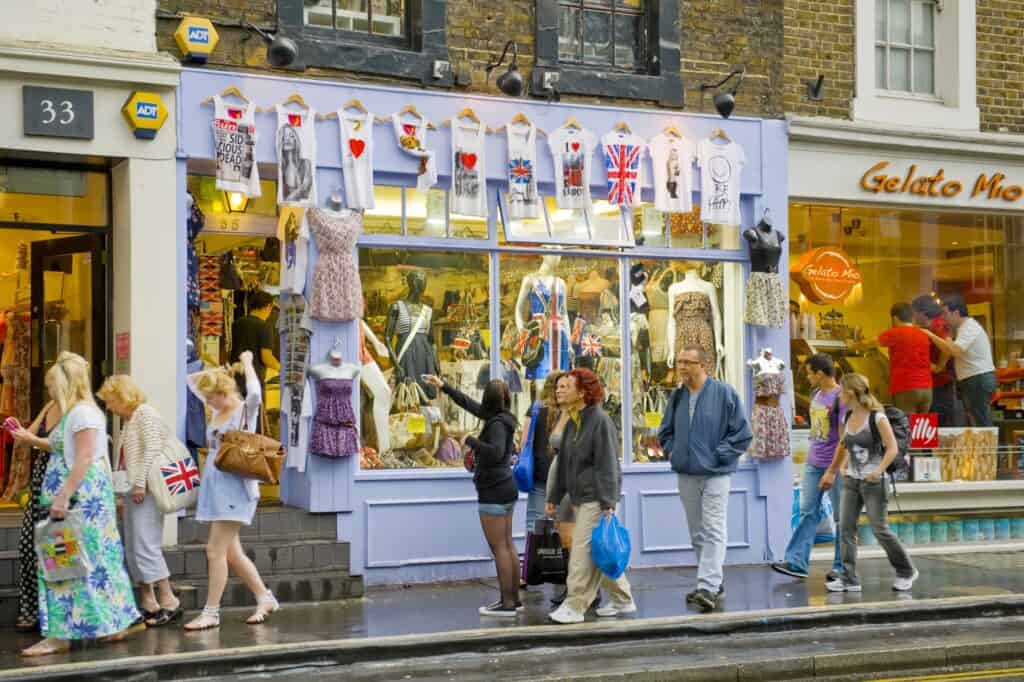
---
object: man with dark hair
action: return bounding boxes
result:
[231,290,280,394]
[659,344,752,613]
[911,295,956,426]
[854,301,932,414]
[772,353,844,582]
[922,294,996,427]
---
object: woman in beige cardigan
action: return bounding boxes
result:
[98,376,182,627]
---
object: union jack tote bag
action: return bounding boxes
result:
[147,422,201,514]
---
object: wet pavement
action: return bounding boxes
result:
[4,551,1024,675]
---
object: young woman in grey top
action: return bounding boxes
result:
[821,373,917,593]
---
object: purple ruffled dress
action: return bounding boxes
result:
[310,378,360,457]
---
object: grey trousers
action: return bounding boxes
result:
[838,475,914,585]
[678,474,731,593]
[124,493,171,584]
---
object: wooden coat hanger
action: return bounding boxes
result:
[266,93,310,113]
[495,112,547,136]
[320,98,371,120]
[441,107,493,133]
[562,117,583,130]
[710,128,731,142]
[663,124,684,139]
[390,104,436,130]
[613,121,632,134]
[200,86,250,106]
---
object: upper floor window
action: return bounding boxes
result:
[304,0,407,42]
[874,0,935,95]
[557,0,645,72]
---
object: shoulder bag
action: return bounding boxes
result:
[215,404,285,485]
[147,417,202,513]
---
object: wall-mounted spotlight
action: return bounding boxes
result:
[485,41,525,97]
[699,67,746,119]
[807,75,825,102]
[242,20,298,68]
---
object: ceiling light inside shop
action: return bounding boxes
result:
[224,191,249,213]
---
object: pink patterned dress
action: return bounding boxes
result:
[750,372,790,459]
[308,208,363,322]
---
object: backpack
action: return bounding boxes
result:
[843,406,910,474]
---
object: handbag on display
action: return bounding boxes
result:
[147,420,202,513]
[389,381,433,451]
[215,407,285,484]
[35,511,91,583]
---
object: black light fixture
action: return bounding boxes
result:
[486,41,525,97]
[807,74,825,102]
[243,20,298,68]
[700,67,746,119]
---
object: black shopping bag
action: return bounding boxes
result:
[526,518,569,586]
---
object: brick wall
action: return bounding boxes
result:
[156,0,784,117]
[977,0,1024,133]
[781,0,855,120]
[0,0,157,53]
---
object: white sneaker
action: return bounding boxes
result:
[596,600,637,617]
[549,603,585,624]
[825,578,863,593]
[893,569,920,592]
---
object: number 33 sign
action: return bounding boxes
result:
[23,86,94,140]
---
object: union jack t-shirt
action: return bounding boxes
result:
[601,131,647,207]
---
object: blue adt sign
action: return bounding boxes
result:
[188,26,210,43]
[136,102,159,119]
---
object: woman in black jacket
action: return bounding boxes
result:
[423,375,521,617]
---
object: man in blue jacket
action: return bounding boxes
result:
[659,344,753,613]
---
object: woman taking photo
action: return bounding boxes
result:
[422,374,520,618]
[97,375,182,627]
[821,373,918,593]
[184,351,278,631]
[546,368,634,624]
[11,400,62,632]
[10,352,140,656]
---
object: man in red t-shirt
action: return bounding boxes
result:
[856,302,933,414]
[912,295,956,425]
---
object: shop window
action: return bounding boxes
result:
[366,185,485,239]
[0,166,109,228]
[499,195,634,247]
[359,248,490,470]
[628,203,742,251]
[498,253,624,454]
[278,0,452,86]
[534,0,682,106]
[629,259,743,464]
[364,185,403,235]
[875,0,935,94]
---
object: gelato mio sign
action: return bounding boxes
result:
[860,161,1024,202]
[790,247,862,304]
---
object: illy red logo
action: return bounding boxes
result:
[910,413,939,449]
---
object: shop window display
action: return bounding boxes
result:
[358,248,491,469]
[362,185,486,239]
[500,196,634,247]
[498,253,624,452]
[630,259,740,463]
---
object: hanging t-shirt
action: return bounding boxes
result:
[450,120,487,217]
[697,138,745,225]
[601,130,646,207]
[213,96,261,197]
[649,133,695,213]
[283,380,314,473]
[506,120,539,219]
[548,126,597,210]
[338,109,375,210]
[278,207,310,296]
[392,114,437,193]
[276,106,317,207]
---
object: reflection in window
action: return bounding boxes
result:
[558,0,645,71]
[501,195,634,246]
[304,0,406,40]
[364,185,403,235]
[406,188,447,237]
[358,248,490,470]
[499,253,624,453]
[875,0,935,94]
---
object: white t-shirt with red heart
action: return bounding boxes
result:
[451,119,487,218]
[548,125,597,210]
[338,109,375,210]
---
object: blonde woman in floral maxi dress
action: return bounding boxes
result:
[10,352,140,656]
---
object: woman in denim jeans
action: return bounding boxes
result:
[821,373,918,593]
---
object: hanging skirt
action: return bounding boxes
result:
[744,272,787,328]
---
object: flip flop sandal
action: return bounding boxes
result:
[21,640,70,657]
[15,619,38,633]
[146,607,183,628]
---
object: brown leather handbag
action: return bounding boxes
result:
[214,407,285,485]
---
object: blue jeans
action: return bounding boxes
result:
[959,372,996,428]
[783,463,842,574]
[525,484,546,535]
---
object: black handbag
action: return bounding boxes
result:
[525,518,569,586]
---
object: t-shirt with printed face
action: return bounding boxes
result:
[808,386,846,468]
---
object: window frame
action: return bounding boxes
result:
[533,0,682,106]
[556,0,649,73]
[278,0,453,86]
[497,193,636,247]
[874,0,936,95]
[302,0,412,46]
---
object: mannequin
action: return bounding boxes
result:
[385,270,439,398]
[308,342,361,459]
[359,319,391,454]
[515,254,572,386]
[629,263,652,380]
[748,347,790,459]
[325,189,345,212]
[576,269,611,322]
[743,212,787,328]
[666,269,723,377]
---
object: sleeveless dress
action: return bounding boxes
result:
[526,278,570,381]
[750,372,790,459]
[17,422,50,625]
[647,277,671,363]
[673,291,717,371]
[308,208,363,322]
[310,378,360,458]
[393,300,440,398]
[38,407,139,639]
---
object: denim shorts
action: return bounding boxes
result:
[479,501,516,516]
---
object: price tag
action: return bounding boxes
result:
[408,415,427,434]
[644,412,662,429]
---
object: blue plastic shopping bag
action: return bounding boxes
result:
[591,514,631,579]
[513,402,540,493]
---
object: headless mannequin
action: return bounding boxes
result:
[746,347,786,375]
[359,320,392,453]
[743,213,785,274]
[629,264,652,379]
[515,254,572,395]
[309,344,360,382]
[325,190,345,212]
[666,269,723,371]
[385,270,438,398]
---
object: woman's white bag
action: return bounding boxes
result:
[147,423,201,514]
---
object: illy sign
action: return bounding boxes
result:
[910,413,939,449]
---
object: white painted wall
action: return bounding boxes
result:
[0,0,157,54]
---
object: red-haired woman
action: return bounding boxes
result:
[546,368,634,624]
